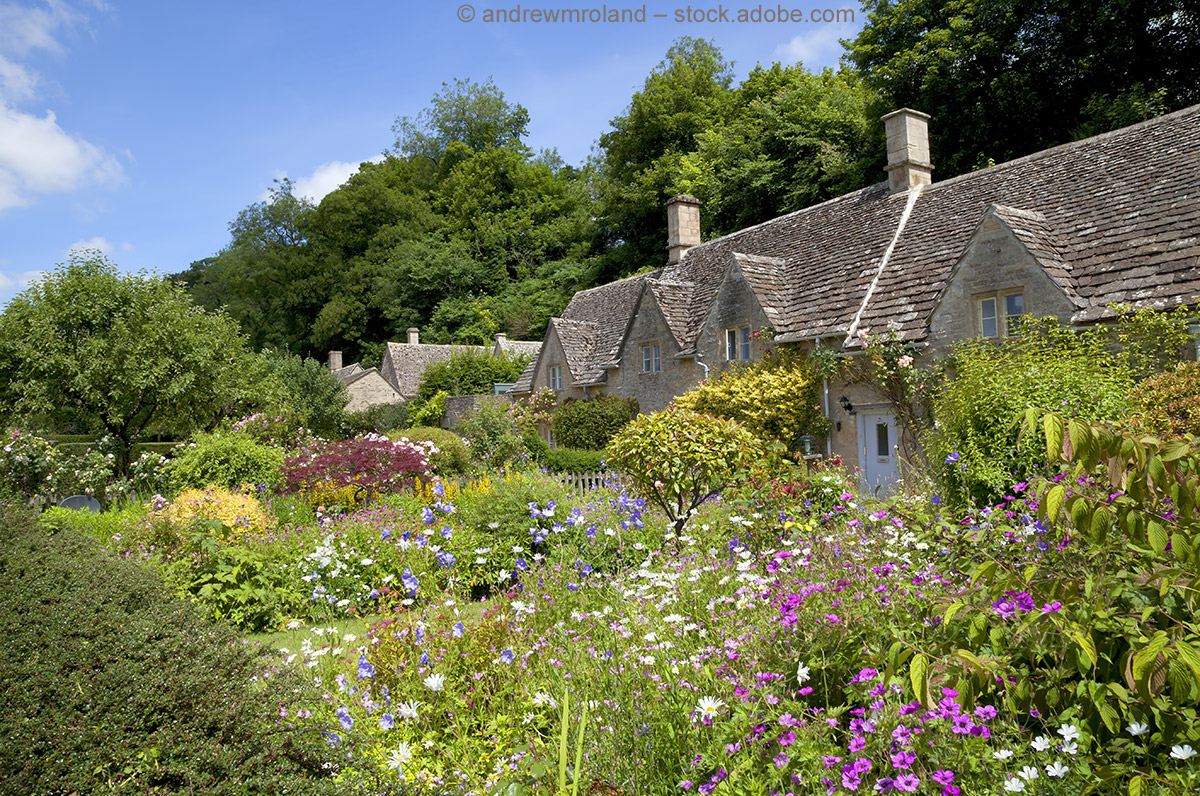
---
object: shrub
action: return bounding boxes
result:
[167,432,284,492]
[673,347,825,451]
[392,426,470,475]
[543,446,607,473]
[165,487,276,544]
[522,430,550,464]
[262,349,349,438]
[922,317,1134,507]
[230,412,314,450]
[409,391,447,428]
[551,394,638,450]
[455,397,526,470]
[0,428,63,505]
[417,347,531,400]
[607,407,762,534]
[510,387,557,433]
[341,401,411,437]
[0,503,337,794]
[1130,360,1200,439]
[281,435,434,506]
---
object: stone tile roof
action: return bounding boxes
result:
[551,318,599,384]
[668,103,1200,347]
[332,363,365,383]
[381,342,486,398]
[496,339,543,358]
[559,272,656,385]
[645,277,695,348]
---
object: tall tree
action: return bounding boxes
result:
[0,254,271,472]
[846,0,1200,176]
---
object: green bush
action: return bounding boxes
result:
[392,426,471,475]
[262,349,349,438]
[417,347,531,400]
[543,446,607,473]
[0,502,337,794]
[607,407,762,534]
[408,391,447,428]
[455,397,526,470]
[341,401,410,437]
[167,432,284,492]
[922,317,1134,507]
[1130,360,1200,439]
[551,394,638,450]
[522,430,550,464]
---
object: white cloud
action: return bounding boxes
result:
[0,104,124,211]
[0,268,45,293]
[772,23,860,71]
[0,1,123,213]
[262,155,386,204]
[67,235,113,256]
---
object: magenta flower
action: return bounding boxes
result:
[890,750,915,769]
[894,773,920,792]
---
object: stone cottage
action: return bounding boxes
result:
[327,351,403,413]
[511,105,1200,490]
[379,328,541,400]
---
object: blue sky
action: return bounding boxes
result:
[0,0,865,307]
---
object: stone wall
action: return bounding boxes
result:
[609,292,700,413]
[344,372,404,413]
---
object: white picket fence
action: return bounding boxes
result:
[553,470,622,493]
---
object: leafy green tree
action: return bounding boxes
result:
[262,350,349,438]
[593,37,736,277]
[552,394,639,451]
[846,0,1200,177]
[607,407,761,535]
[0,253,270,474]
[417,348,531,400]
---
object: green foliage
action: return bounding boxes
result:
[1113,302,1193,381]
[0,253,270,475]
[409,391,447,428]
[262,349,349,437]
[188,546,308,632]
[923,318,1133,507]
[846,0,1199,178]
[1131,361,1200,439]
[674,346,825,451]
[391,426,471,476]
[168,432,284,492]
[551,394,638,451]
[542,447,607,473]
[454,397,526,470]
[0,503,337,794]
[417,347,531,400]
[606,407,761,534]
[341,401,411,437]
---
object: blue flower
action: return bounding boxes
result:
[500,649,515,664]
[379,713,395,730]
[336,706,354,730]
[432,481,445,497]
[401,567,419,596]
[357,655,375,679]
[452,621,465,638]
[529,502,542,519]
[945,452,960,465]
[368,589,379,600]
[515,558,528,571]
[436,550,456,569]
[421,506,435,525]
[381,529,390,540]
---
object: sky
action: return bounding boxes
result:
[0,0,866,307]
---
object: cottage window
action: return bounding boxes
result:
[549,365,562,391]
[725,326,751,361]
[979,291,1025,338]
[641,344,661,373]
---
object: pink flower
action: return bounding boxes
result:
[897,355,913,367]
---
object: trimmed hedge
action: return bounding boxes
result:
[551,395,638,451]
[0,502,338,795]
[543,446,607,473]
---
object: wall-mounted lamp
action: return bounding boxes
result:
[839,395,855,415]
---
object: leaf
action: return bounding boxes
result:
[1148,456,1168,490]
[1147,519,1169,554]
[1090,506,1112,544]
[1069,418,1092,464]
[943,602,967,624]
[1171,640,1200,695]
[953,649,991,674]
[1128,775,1145,796]
[1067,624,1097,670]
[1044,484,1066,523]
[910,653,930,708]
[1044,413,1065,462]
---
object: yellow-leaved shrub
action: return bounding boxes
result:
[673,349,825,450]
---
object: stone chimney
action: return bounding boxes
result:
[882,109,933,195]
[407,327,419,345]
[328,350,343,371]
[666,194,702,263]
[494,333,507,347]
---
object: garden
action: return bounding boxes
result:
[4,303,1200,795]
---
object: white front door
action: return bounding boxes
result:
[858,412,899,495]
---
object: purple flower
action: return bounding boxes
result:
[336,706,354,730]
[945,452,960,465]
[849,735,867,753]
[932,770,955,786]
[379,713,395,730]
[356,655,375,679]
[452,621,465,638]
[890,750,915,769]
[894,773,920,792]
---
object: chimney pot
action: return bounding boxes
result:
[495,333,507,346]
[882,108,933,195]
[666,194,702,264]
[407,327,419,345]
[328,351,343,371]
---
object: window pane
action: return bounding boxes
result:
[653,345,660,372]
[726,329,736,360]
[642,346,650,372]
[876,422,890,458]
[740,327,751,360]
[981,298,997,337]
[1004,293,1025,335]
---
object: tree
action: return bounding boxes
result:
[0,253,271,473]
[846,0,1200,177]
[262,349,350,438]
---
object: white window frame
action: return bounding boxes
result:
[548,365,562,391]
[725,326,751,361]
[641,343,661,373]
[978,290,1025,338]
